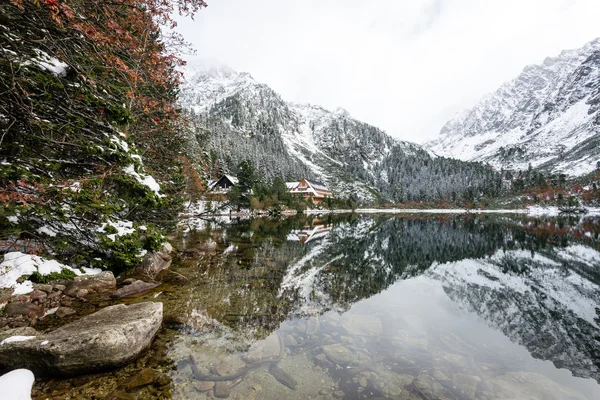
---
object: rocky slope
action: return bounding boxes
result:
[427,39,600,177]
[180,63,500,203]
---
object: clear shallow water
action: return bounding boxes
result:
[163,214,600,400]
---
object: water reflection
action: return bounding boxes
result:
[168,214,600,399]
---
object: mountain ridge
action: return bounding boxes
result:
[427,38,600,176]
[180,62,500,203]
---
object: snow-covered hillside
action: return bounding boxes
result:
[180,62,499,203]
[427,38,600,177]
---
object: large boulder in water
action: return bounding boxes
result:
[0,302,162,376]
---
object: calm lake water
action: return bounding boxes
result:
[162,214,600,400]
[30,213,600,399]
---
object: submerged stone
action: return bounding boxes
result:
[0,302,162,376]
[269,363,297,389]
[121,368,156,391]
[214,381,230,398]
[340,313,383,336]
[322,343,358,365]
[194,381,215,392]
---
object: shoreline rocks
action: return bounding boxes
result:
[64,271,116,298]
[0,302,163,377]
[112,280,160,298]
[134,242,173,278]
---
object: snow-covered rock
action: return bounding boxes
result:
[0,252,102,295]
[427,38,600,177]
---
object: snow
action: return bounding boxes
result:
[7,216,18,224]
[0,336,36,346]
[123,165,163,197]
[426,39,600,177]
[97,220,136,241]
[0,252,101,294]
[110,136,129,153]
[0,369,34,400]
[36,225,57,237]
[29,49,68,77]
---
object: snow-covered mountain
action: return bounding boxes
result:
[180,62,499,202]
[427,38,600,177]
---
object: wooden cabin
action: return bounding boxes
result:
[208,175,239,193]
[286,178,333,204]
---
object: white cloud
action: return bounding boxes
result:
[175,0,600,143]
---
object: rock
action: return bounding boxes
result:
[195,381,215,392]
[134,243,173,277]
[0,289,12,307]
[214,381,230,398]
[452,373,480,399]
[4,302,43,317]
[359,376,368,387]
[268,363,297,389]
[122,278,136,285]
[213,360,230,376]
[0,302,162,376]
[54,284,66,291]
[121,368,156,391]
[333,390,345,398]
[56,307,76,318]
[156,372,171,387]
[243,348,263,363]
[0,327,38,342]
[106,390,136,400]
[284,335,297,347]
[29,289,47,302]
[369,368,414,398]
[414,373,453,399]
[71,289,89,299]
[64,271,116,297]
[315,353,326,362]
[322,344,358,365]
[246,333,281,359]
[35,284,54,294]
[112,280,160,298]
[340,314,382,336]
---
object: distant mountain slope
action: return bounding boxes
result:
[427,39,600,177]
[180,63,500,203]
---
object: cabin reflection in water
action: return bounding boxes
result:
[286,220,332,244]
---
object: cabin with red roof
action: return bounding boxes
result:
[286,178,333,204]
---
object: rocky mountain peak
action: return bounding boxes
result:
[427,38,600,176]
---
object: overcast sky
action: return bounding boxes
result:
[175,0,600,144]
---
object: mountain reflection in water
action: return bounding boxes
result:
[169,214,600,399]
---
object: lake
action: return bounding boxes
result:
[32,213,600,399]
[161,213,600,400]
